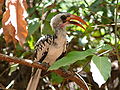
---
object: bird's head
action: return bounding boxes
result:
[50,13,88,30]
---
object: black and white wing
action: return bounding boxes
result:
[34,35,53,62]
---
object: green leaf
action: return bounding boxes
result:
[9,64,18,75]
[27,7,36,15]
[48,49,96,70]
[92,30,101,37]
[89,0,106,12]
[51,72,64,84]
[28,36,35,49]
[46,12,58,21]
[28,18,40,35]
[90,55,111,87]
[42,20,54,35]
[97,44,113,51]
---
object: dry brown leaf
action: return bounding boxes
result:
[2,0,28,46]
[0,0,4,15]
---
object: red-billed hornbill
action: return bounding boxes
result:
[26,13,88,90]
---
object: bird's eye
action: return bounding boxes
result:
[60,15,67,20]
[60,15,67,23]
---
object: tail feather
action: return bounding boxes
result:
[26,69,42,90]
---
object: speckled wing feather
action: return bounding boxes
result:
[34,35,54,62]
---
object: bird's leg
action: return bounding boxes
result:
[42,58,56,66]
[42,62,50,68]
[59,67,67,73]
[34,61,41,64]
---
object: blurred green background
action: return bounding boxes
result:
[0,0,120,90]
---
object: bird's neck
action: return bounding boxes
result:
[54,27,67,39]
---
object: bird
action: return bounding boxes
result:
[26,13,88,90]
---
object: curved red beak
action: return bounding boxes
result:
[66,14,88,30]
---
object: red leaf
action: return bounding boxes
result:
[0,0,4,15]
[2,0,28,46]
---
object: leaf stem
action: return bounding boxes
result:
[83,0,89,7]
[114,0,120,61]
[98,50,110,56]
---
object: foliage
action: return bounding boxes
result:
[0,0,119,90]
[90,55,111,87]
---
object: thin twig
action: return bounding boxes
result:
[79,60,91,73]
[0,53,46,70]
[91,23,120,27]
[90,10,113,22]
[98,50,111,56]
[83,0,89,7]
[75,72,89,90]
[0,66,10,77]
[114,0,120,61]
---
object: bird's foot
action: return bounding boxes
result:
[59,68,72,77]
[42,62,50,68]
[33,61,42,65]
[59,68,67,72]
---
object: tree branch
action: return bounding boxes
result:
[0,53,89,90]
